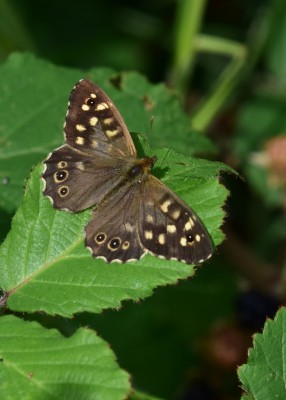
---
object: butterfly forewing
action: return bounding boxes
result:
[42,79,214,264]
[65,79,137,157]
[42,79,138,211]
[43,145,134,211]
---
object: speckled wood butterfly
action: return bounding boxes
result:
[42,79,213,264]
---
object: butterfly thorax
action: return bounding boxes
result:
[128,156,157,183]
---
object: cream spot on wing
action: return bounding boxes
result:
[195,234,201,242]
[111,259,123,264]
[82,104,90,111]
[76,124,86,132]
[180,237,187,246]
[90,93,96,98]
[96,102,109,110]
[172,210,181,220]
[91,140,98,148]
[76,162,85,171]
[125,222,134,232]
[160,199,172,213]
[96,255,108,262]
[57,161,68,168]
[146,214,154,223]
[106,129,119,137]
[145,230,153,240]
[63,121,66,128]
[158,234,166,245]
[76,136,85,145]
[89,117,98,126]
[167,224,176,233]
[104,117,113,125]
[184,219,195,231]
[122,241,130,250]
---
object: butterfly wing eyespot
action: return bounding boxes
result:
[95,233,106,244]
[86,98,95,106]
[54,170,68,183]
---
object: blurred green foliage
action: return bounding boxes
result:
[0,0,286,399]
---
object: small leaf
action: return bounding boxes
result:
[238,307,286,399]
[0,315,130,400]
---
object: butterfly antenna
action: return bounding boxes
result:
[145,116,154,153]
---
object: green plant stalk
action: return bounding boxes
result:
[171,0,207,91]
[190,35,248,132]
[191,57,246,132]
[195,34,247,59]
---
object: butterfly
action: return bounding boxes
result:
[42,79,213,264]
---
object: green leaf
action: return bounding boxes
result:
[0,315,130,400]
[0,52,214,214]
[0,144,232,316]
[85,258,237,398]
[129,390,163,400]
[115,72,217,154]
[0,52,234,317]
[238,307,286,399]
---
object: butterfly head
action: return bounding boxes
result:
[128,156,157,181]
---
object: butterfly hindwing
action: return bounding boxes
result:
[139,176,213,264]
[85,184,146,262]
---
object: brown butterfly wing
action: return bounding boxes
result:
[85,173,213,264]
[65,79,137,157]
[85,183,146,262]
[42,79,137,211]
[43,145,134,211]
[138,175,213,264]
